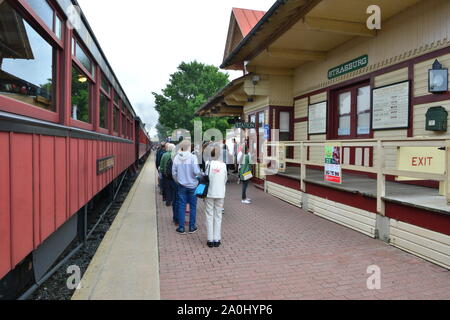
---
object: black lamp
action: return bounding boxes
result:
[429,59,448,93]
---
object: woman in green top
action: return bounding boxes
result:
[239,145,252,204]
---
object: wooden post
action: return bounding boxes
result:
[300,142,306,192]
[376,140,386,215]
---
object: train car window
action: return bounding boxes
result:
[101,75,110,94]
[0,1,56,112]
[55,15,62,40]
[114,92,119,104]
[74,40,94,76]
[99,93,108,129]
[113,107,119,132]
[71,66,91,123]
[25,0,53,31]
[122,113,126,136]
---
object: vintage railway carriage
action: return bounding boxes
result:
[198,1,450,269]
[0,0,150,298]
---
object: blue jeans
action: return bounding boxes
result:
[172,181,179,223]
[177,185,198,230]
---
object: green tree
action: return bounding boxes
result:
[153,61,231,139]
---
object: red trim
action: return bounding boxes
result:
[266,175,301,191]
[413,92,450,105]
[386,202,450,236]
[15,0,64,49]
[251,177,265,186]
[408,66,414,137]
[0,96,59,123]
[70,119,94,131]
[306,182,377,214]
[294,117,308,123]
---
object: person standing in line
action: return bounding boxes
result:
[232,138,238,173]
[172,141,202,234]
[159,144,176,207]
[157,142,168,199]
[164,146,179,226]
[239,144,252,204]
[156,142,167,196]
[204,145,227,248]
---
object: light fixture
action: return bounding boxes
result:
[78,75,88,83]
[252,74,261,85]
[429,59,448,93]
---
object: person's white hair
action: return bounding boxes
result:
[166,143,176,152]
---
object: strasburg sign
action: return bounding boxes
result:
[328,55,369,80]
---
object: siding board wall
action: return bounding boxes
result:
[0,134,135,280]
[391,219,450,269]
[0,133,11,278]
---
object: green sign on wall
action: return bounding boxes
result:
[328,55,369,80]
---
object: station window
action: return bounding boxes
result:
[0,1,56,112]
[279,112,291,141]
[357,86,371,135]
[25,0,62,40]
[71,66,91,123]
[334,83,371,138]
[258,112,265,134]
[338,92,351,136]
[99,93,108,129]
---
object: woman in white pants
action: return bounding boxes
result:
[205,145,228,248]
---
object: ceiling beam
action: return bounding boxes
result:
[267,48,326,61]
[224,97,246,106]
[230,93,248,102]
[246,65,294,76]
[304,16,376,37]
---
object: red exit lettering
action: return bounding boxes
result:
[411,157,433,167]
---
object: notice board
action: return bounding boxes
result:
[372,81,410,130]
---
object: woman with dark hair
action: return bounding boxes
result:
[239,144,252,204]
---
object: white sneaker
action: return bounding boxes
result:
[245,198,252,203]
[242,199,251,204]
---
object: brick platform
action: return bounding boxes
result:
[157,178,450,300]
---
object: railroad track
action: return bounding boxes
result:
[19,165,142,300]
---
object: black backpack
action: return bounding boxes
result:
[165,158,174,180]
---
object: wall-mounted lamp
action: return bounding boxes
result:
[429,59,448,93]
[251,75,261,85]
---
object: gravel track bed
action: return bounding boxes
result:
[29,164,143,300]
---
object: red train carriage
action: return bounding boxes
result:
[0,0,150,299]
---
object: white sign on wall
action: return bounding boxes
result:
[372,81,410,130]
[308,101,327,135]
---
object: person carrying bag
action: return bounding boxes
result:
[239,145,252,204]
[195,163,210,199]
[203,145,228,248]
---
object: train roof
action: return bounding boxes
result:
[54,0,141,122]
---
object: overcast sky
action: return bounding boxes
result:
[77,0,275,137]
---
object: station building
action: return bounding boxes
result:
[196,0,450,269]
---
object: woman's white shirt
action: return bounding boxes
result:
[207,160,228,199]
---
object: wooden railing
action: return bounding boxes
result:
[263,138,449,215]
